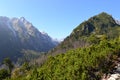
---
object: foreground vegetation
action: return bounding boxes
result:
[0,37,119,80]
[34,38,120,80]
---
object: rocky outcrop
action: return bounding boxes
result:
[102,58,120,80]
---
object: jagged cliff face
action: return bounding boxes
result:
[0,16,58,61]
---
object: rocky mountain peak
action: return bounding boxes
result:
[0,16,59,62]
[20,17,26,22]
[50,12,120,56]
[72,12,117,36]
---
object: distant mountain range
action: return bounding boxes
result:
[0,16,59,62]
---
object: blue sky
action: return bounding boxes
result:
[0,0,120,40]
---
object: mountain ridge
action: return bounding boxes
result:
[0,16,59,62]
[49,12,120,56]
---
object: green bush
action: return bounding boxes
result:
[0,69,9,79]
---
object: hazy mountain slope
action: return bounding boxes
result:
[0,16,58,62]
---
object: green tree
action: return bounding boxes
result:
[0,69,9,79]
[2,58,14,73]
[21,62,30,71]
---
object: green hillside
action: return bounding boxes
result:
[50,12,120,56]
[36,39,120,80]
[9,37,120,80]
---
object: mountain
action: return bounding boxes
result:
[34,12,120,80]
[10,12,120,80]
[0,16,58,62]
[49,12,120,56]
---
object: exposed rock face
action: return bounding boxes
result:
[102,73,120,80]
[102,59,120,80]
[0,16,59,62]
[115,20,120,25]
